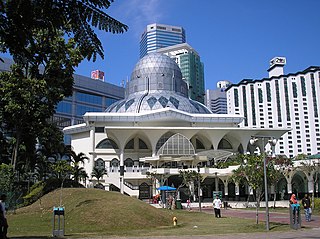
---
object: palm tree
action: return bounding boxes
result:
[70,151,89,166]
[91,167,107,185]
[70,151,89,183]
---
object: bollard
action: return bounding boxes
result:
[289,204,301,230]
[53,206,65,237]
[173,216,177,226]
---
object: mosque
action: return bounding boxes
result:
[64,53,290,202]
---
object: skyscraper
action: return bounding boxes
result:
[139,23,186,58]
[227,57,320,158]
[206,80,231,114]
[157,43,205,103]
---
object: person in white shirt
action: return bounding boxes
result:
[213,195,222,218]
[0,194,8,239]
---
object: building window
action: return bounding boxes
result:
[275,80,282,122]
[250,85,256,126]
[311,73,318,117]
[266,82,271,102]
[242,86,248,126]
[234,88,239,107]
[258,88,263,103]
[284,78,290,121]
[292,82,298,98]
[300,76,306,96]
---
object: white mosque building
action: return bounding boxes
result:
[64,53,290,202]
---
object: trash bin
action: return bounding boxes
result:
[289,204,301,229]
[176,199,182,209]
[52,206,65,237]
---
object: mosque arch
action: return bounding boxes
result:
[157,133,195,156]
[96,138,119,149]
[291,171,307,197]
[218,138,233,150]
[155,132,175,152]
[125,138,134,149]
[139,138,149,149]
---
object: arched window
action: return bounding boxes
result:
[111,158,119,167]
[95,158,105,169]
[157,133,195,156]
[156,132,174,152]
[124,158,134,167]
[139,138,148,149]
[96,138,119,149]
[125,139,134,149]
[196,139,205,149]
[218,139,233,150]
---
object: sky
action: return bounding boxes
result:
[4,0,320,90]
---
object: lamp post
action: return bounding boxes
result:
[197,166,202,212]
[250,135,277,231]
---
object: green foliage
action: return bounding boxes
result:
[215,155,241,169]
[0,163,14,193]
[50,160,73,179]
[0,0,128,61]
[22,181,45,206]
[91,166,107,183]
[177,170,202,198]
[21,178,84,207]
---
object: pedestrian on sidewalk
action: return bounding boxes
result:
[0,194,8,239]
[186,198,191,210]
[213,195,222,218]
[301,194,311,222]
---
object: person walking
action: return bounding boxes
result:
[0,194,8,239]
[213,195,222,218]
[186,198,191,210]
[301,194,311,222]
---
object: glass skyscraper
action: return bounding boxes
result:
[139,23,186,58]
[158,43,205,104]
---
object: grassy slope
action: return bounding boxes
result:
[8,188,289,238]
[10,188,172,237]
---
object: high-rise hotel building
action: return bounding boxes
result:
[157,43,205,103]
[226,57,320,158]
[140,23,186,58]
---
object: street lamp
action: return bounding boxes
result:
[250,135,277,231]
[197,166,202,212]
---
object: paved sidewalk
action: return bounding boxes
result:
[202,207,319,228]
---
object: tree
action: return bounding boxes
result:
[177,170,202,201]
[268,155,293,208]
[50,160,73,180]
[231,154,268,224]
[300,156,320,209]
[91,166,107,185]
[0,0,127,174]
[0,0,128,62]
[70,151,89,183]
[0,163,14,194]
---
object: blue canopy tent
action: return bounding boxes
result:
[157,186,176,191]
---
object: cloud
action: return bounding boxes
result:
[111,0,164,39]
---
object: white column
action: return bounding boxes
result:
[308,180,314,194]
[215,176,219,191]
[89,126,95,173]
[235,183,240,196]
[287,182,292,194]
[120,150,124,194]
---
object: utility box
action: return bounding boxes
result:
[53,206,65,237]
[289,204,301,230]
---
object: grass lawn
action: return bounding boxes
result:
[7,188,290,238]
